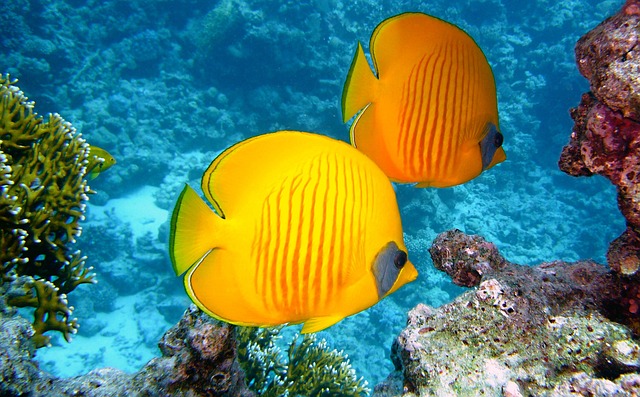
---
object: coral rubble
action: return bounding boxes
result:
[0,74,101,347]
[559,1,640,275]
[374,230,640,397]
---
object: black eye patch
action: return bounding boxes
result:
[480,123,503,170]
[373,241,408,298]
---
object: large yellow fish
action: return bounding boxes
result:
[170,131,417,333]
[342,12,506,188]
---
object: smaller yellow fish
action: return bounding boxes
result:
[86,145,116,179]
[170,131,418,333]
[342,12,506,188]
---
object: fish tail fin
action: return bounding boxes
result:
[341,42,378,123]
[170,184,223,276]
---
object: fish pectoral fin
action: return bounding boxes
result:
[301,316,344,334]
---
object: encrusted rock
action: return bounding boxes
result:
[429,230,507,287]
[575,0,640,121]
[135,305,254,396]
[373,230,637,397]
[560,1,640,276]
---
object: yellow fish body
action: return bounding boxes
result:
[342,12,506,188]
[170,131,417,333]
[86,145,116,179]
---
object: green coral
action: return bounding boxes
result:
[237,326,370,397]
[0,74,98,348]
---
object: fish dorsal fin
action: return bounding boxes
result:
[201,135,264,219]
[370,13,477,78]
[202,132,316,220]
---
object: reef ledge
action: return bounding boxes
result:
[373,229,640,397]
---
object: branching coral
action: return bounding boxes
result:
[0,74,101,347]
[7,277,78,348]
[237,326,370,397]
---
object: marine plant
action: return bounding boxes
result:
[236,326,370,397]
[0,74,101,347]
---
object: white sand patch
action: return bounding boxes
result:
[35,294,168,377]
[90,185,168,240]
[33,186,173,377]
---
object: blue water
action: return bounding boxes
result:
[1,0,624,389]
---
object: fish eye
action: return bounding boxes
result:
[494,131,504,147]
[394,251,407,269]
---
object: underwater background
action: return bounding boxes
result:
[0,0,625,388]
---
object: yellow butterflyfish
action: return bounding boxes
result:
[342,12,506,188]
[169,131,417,333]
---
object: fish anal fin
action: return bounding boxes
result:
[342,42,378,122]
[301,315,344,334]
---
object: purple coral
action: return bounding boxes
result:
[559,1,640,275]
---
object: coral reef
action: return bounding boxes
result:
[0,75,100,347]
[0,303,368,396]
[237,326,370,397]
[193,0,242,53]
[0,304,255,396]
[0,0,629,388]
[373,230,640,397]
[559,1,640,275]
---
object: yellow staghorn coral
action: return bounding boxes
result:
[7,277,78,347]
[0,74,105,348]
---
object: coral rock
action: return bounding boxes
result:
[374,230,638,397]
[559,93,640,276]
[137,305,254,396]
[560,2,640,275]
[575,2,640,121]
[429,229,508,287]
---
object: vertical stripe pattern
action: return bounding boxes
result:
[395,37,483,182]
[249,153,373,318]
